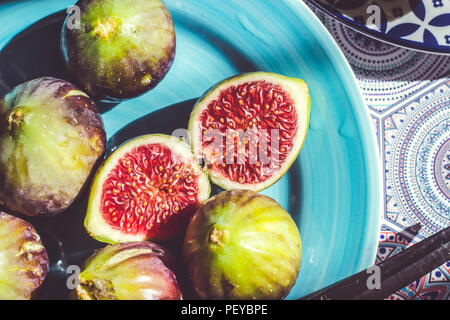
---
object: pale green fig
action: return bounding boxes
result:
[183,190,302,300]
[62,0,176,101]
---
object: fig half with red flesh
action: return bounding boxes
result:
[188,72,310,191]
[85,134,210,244]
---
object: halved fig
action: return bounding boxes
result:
[85,134,210,244]
[188,72,310,191]
[0,212,49,300]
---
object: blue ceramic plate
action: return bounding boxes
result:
[308,0,450,55]
[0,0,382,299]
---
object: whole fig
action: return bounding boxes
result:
[0,77,106,216]
[75,242,182,300]
[183,190,302,300]
[61,0,176,101]
[0,212,49,300]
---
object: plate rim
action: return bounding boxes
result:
[291,0,383,275]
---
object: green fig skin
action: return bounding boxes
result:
[0,212,49,300]
[0,77,106,217]
[183,190,302,300]
[75,242,182,300]
[61,0,176,101]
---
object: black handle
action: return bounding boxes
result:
[302,226,450,300]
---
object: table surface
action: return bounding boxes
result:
[0,0,448,301]
[307,2,450,300]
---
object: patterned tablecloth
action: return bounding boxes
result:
[307,2,450,300]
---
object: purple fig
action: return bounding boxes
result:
[75,242,182,300]
[0,77,106,216]
[0,212,49,300]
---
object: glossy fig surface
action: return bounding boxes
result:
[183,190,302,300]
[61,0,176,101]
[0,212,49,300]
[0,77,106,216]
[75,241,182,300]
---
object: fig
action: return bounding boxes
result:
[183,190,302,300]
[0,77,106,216]
[188,72,310,191]
[85,134,210,244]
[74,241,182,300]
[61,0,176,101]
[0,212,49,300]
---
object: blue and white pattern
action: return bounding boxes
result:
[308,2,450,299]
[311,0,450,54]
[435,138,450,198]
[384,80,450,237]
[318,13,450,112]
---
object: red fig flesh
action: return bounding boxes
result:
[189,72,310,191]
[85,134,210,244]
